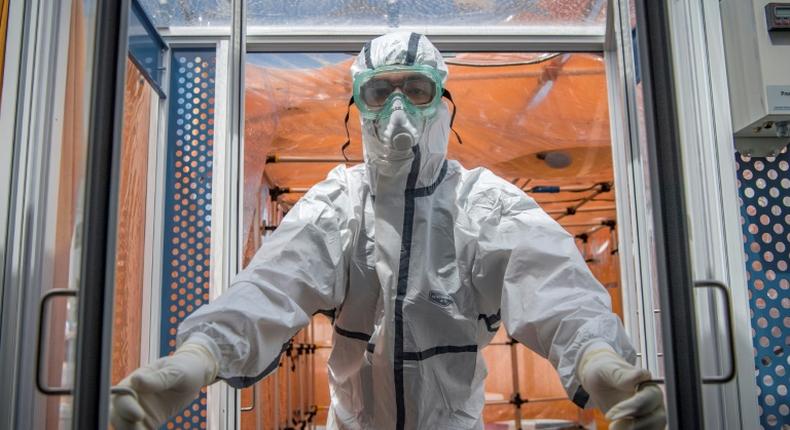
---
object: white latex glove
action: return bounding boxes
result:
[110,339,219,430]
[578,342,666,430]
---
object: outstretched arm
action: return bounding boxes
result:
[472,183,664,428]
[111,165,355,429]
[178,167,354,387]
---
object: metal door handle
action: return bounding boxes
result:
[694,280,736,384]
[35,289,143,400]
[640,280,737,386]
[36,288,78,395]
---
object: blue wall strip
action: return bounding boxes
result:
[159,48,217,430]
[736,149,790,430]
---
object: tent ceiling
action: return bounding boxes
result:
[244,52,616,235]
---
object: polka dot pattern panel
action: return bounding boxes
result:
[159,49,216,430]
[736,148,790,430]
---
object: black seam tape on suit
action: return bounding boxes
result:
[572,386,590,408]
[477,309,501,332]
[315,308,337,322]
[405,32,421,65]
[393,145,452,429]
[222,341,289,389]
[402,344,478,361]
[410,160,448,197]
[364,41,373,69]
[334,325,372,342]
[394,145,422,430]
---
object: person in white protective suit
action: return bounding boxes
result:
[112,32,666,430]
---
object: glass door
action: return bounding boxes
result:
[0,0,131,428]
[627,0,751,428]
[0,0,751,429]
[0,0,100,428]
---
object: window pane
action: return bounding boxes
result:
[137,0,231,27]
[128,0,167,93]
[137,0,607,29]
[246,0,607,28]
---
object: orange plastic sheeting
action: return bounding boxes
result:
[481,328,590,425]
[111,60,153,385]
[244,53,610,194]
[512,0,608,25]
[585,227,623,429]
[243,51,617,250]
[243,52,614,255]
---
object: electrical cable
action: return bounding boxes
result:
[554,183,613,221]
[444,53,561,67]
[537,197,614,205]
[525,183,605,193]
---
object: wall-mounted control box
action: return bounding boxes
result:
[766,3,790,32]
[721,1,790,156]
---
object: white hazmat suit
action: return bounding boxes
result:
[179,32,636,429]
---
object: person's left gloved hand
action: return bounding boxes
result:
[578,342,666,430]
[110,339,219,430]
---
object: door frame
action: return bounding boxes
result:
[0,0,25,349]
[0,0,22,311]
[0,0,755,427]
[604,0,662,377]
[632,0,708,427]
[664,0,759,428]
[0,0,91,427]
[71,0,131,427]
[608,0,759,428]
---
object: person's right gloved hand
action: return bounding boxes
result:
[111,340,219,430]
[578,342,666,430]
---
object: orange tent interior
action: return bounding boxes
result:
[239,51,622,429]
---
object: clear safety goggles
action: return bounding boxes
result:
[352,65,444,119]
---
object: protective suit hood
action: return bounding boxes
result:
[350,32,452,192]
